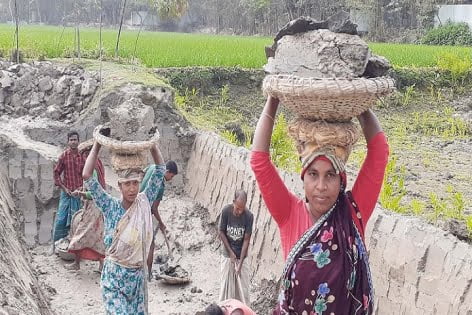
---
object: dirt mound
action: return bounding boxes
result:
[0,59,99,123]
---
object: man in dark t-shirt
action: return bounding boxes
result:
[218,190,253,305]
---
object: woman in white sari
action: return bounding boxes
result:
[82,140,165,315]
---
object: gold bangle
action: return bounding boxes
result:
[263,112,275,123]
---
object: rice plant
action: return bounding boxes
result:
[410,199,426,216]
[2,24,472,69]
[270,113,300,173]
[466,215,472,237]
[380,155,407,213]
[220,130,240,145]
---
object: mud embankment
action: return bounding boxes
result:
[0,168,53,314]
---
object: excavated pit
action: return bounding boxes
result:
[0,60,471,314]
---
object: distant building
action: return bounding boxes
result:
[126,11,159,27]
[125,10,195,32]
[436,4,472,29]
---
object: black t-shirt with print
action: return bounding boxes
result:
[219,204,254,259]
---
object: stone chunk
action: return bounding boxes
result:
[327,11,358,35]
[45,104,61,120]
[0,70,14,89]
[38,76,53,92]
[55,75,70,93]
[80,78,97,96]
[29,92,40,108]
[7,64,21,73]
[274,16,328,43]
[107,99,156,141]
[264,29,370,78]
[363,55,391,78]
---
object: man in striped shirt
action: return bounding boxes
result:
[53,131,84,241]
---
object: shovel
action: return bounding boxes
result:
[161,228,173,261]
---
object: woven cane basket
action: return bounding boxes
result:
[300,142,352,165]
[110,151,148,172]
[78,139,94,152]
[93,125,160,154]
[288,119,361,164]
[263,75,395,121]
[288,119,360,147]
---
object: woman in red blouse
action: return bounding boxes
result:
[250,96,389,314]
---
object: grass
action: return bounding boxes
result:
[0,24,270,68]
[411,106,469,139]
[380,155,408,213]
[380,154,471,234]
[174,86,246,132]
[428,185,467,223]
[66,59,169,92]
[377,90,472,236]
[270,113,300,173]
[175,86,300,171]
[369,43,472,68]
[384,96,471,142]
[2,24,472,68]
[467,216,472,238]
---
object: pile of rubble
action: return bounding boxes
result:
[0,60,99,123]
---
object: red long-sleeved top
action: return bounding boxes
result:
[53,148,84,191]
[250,132,389,259]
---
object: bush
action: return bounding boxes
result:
[421,22,472,46]
[390,66,472,90]
[270,114,300,173]
[436,52,472,84]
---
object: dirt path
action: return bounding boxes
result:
[32,195,226,315]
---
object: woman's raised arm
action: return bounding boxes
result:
[82,142,101,180]
[252,96,280,152]
[357,109,383,143]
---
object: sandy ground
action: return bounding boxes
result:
[32,195,228,315]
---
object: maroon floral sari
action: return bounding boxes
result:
[273,192,374,315]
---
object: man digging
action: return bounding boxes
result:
[140,160,178,281]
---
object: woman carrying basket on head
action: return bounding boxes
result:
[82,129,165,315]
[66,139,107,272]
[250,96,389,314]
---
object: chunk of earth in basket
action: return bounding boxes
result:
[106,98,157,141]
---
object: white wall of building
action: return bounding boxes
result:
[436,5,472,29]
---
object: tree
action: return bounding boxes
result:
[152,0,188,19]
[114,0,189,58]
[13,0,20,63]
[115,0,128,57]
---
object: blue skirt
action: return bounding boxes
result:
[101,259,146,315]
[53,191,81,241]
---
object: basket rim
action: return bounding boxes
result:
[263,74,395,82]
[263,74,396,97]
[93,125,160,152]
